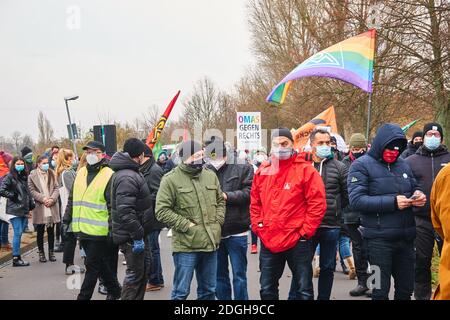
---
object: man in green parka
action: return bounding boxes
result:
[156,140,225,300]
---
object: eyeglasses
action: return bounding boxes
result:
[425,132,441,138]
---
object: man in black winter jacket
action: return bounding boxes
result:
[289,128,349,301]
[406,123,450,300]
[110,138,153,300]
[348,123,426,300]
[139,144,165,291]
[204,136,253,300]
[63,141,122,300]
[400,131,423,159]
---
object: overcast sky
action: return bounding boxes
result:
[0,0,253,141]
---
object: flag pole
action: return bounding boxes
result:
[366,92,372,140]
[366,28,377,142]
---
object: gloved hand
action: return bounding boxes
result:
[132,239,145,254]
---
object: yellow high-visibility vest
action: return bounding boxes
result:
[72,166,114,236]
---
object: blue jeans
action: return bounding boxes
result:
[366,238,415,300]
[147,230,164,286]
[216,235,248,300]
[10,217,27,256]
[172,251,218,300]
[260,239,313,300]
[289,227,341,300]
[0,220,9,245]
[338,235,352,259]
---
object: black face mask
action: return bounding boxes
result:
[413,141,423,149]
[187,159,205,171]
[353,150,366,159]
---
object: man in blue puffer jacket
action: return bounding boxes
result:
[348,123,426,300]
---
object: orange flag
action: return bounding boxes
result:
[146,91,181,149]
[291,106,338,150]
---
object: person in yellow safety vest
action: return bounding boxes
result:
[62,141,122,300]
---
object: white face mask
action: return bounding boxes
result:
[86,154,101,166]
[254,154,267,164]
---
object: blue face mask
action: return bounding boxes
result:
[316,145,332,159]
[15,165,25,172]
[41,164,49,172]
[424,136,440,151]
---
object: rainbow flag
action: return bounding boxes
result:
[267,29,376,104]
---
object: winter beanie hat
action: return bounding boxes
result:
[412,131,423,141]
[349,133,367,149]
[21,146,33,158]
[423,123,444,142]
[271,128,294,142]
[178,140,203,162]
[123,138,146,158]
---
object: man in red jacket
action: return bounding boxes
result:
[250,128,327,300]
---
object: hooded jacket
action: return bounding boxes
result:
[430,164,450,300]
[109,152,153,245]
[342,154,363,224]
[406,145,450,220]
[348,124,421,240]
[250,152,327,253]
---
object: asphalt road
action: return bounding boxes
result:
[0,230,379,300]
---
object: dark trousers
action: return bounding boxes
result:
[366,238,415,300]
[120,241,149,300]
[414,217,441,300]
[260,239,313,300]
[63,232,77,266]
[147,230,164,286]
[36,224,54,252]
[77,239,121,300]
[310,227,340,300]
[347,223,369,286]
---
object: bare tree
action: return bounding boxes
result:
[37,111,55,152]
[11,131,22,154]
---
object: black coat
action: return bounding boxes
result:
[109,152,153,245]
[63,159,113,241]
[140,157,166,231]
[207,162,253,237]
[400,142,419,159]
[0,172,34,217]
[341,155,362,225]
[313,158,349,228]
[406,145,450,220]
[348,124,421,240]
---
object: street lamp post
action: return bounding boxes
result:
[64,95,79,160]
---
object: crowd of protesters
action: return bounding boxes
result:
[0,121,449,301]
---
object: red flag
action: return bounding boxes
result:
[146,90,181,149]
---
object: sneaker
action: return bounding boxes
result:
[251,244,258,254]
[65,264,86,275]
[146,284,162,292]
[12,256,30,267]
[98,284,108,295]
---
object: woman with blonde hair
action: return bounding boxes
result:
[57,149,86,275]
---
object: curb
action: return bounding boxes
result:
[0,235,47,266]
